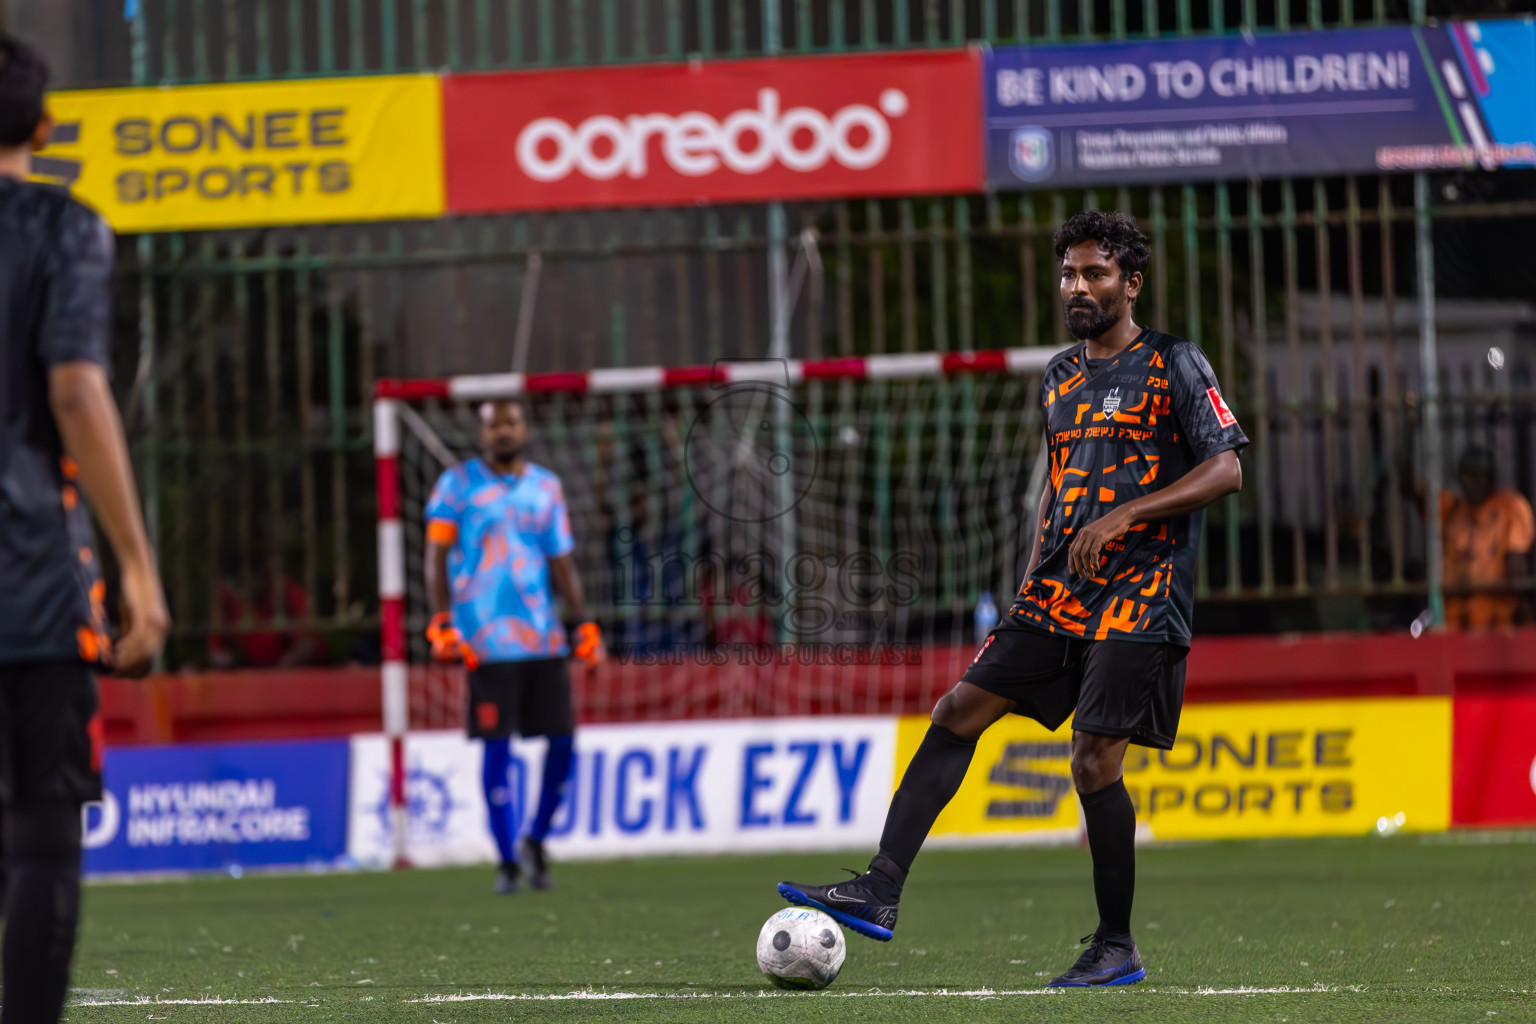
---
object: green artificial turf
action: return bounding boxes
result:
[66,834,1535,1023]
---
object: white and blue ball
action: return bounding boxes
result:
[756,907,846,990]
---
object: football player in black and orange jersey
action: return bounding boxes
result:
[778,210,1246,988]
[0,34,169,1023]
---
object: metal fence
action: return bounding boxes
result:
[48,0,1536,666]
[38,0,1457,87]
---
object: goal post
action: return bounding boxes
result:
[373,346,1061,867]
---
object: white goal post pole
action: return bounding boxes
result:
[373,398,411,870]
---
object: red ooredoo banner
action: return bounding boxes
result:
[443,50,983,213]
[1452,694,1536,826]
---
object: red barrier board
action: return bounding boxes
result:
[1452,694,1536,826]
[443,50,984,213]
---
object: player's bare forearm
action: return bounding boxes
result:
[1119,449,1242,525]
[1067,449,1242,578]
[425,541,451,617]
[50,361,170,675]
[50,363,155,574]
[549,554,590,623]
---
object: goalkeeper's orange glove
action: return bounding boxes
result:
[426,612,479,670]
[573,621,604,669]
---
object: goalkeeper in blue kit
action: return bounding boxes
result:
[424,399,604,892]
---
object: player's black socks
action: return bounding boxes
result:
[874,724,978,886]
[1080,777,1136,941]
[2,804,83,1024]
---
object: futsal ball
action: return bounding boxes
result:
[756,907,846,990]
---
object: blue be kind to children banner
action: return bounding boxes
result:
[985,19,1536,188]
[84,739,351,875]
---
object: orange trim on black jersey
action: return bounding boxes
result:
[76,626,111,664]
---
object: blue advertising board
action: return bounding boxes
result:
[986,20,1536,188]
[84,739,350,875]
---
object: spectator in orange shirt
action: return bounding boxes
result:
[1441,446,1534,632]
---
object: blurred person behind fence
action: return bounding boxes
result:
[1440,446,1534,631]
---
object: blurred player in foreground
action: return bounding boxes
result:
[779,210,1246,987]
[424,399,603,892]
[0,34,170,1023]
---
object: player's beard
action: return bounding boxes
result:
[1063,287,1125,341]
[487,441,524,467]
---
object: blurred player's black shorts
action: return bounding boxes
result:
[961,621,1186,749]
[466,658,574,739]
[0,661,102,805]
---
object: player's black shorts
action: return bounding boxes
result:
[961,621,1186,749]
[466,658,575,740]
[0,661,102,806]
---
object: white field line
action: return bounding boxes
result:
[70,983,1363,1008]
[73,997,297,1006]
[406,983,1353,1003]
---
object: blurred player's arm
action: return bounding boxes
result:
[550,555,604,668]
[1068,450,1241,578]
[422,487,477,666]
[43,209,168,677]
[50,364,169,676]
[425,536,451,620]
[423,528,475,667]
[543,479,602,667]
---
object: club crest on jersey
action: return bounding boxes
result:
[1101,387,1122,417]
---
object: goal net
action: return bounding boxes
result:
[375,351,1055,735]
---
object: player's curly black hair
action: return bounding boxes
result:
[1053,209,1151,278]
[0,34,48,149]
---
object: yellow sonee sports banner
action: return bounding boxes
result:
[33,75,444,232]
[896,697,1450,843]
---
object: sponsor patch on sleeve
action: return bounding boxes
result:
[1206,387,1237,428]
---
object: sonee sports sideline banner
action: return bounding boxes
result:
[34,75,444,232]
[902,697,1452,844]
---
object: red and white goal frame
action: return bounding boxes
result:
[371,346,1058,866]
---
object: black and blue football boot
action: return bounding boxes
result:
[1047,933,1146,987]
[776,868,899,942]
